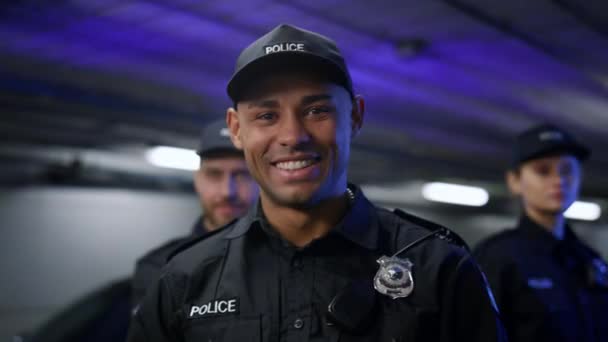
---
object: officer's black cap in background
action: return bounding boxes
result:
[511,123,590,169]
[227,24,354,103]
[196,119,242,158]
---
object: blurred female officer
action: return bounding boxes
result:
[475,123,608,342]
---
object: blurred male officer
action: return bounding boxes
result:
[131,119,258,308]
[128,24,506,341]
[475,123,608,341]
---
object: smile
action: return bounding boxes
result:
[275,159,318,171]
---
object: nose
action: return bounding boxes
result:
[549,169,569,189]
[277,114,311,148]
[220,175,238,201]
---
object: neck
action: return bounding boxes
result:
[202,216,220,232]
[261,191,351,247]
[524,206,566,240]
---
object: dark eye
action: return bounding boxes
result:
[306,106,332,117]
[560,160,578,177]
[534,165,551,176]
[204,169,223,180]
[233,171,252,183]
[257,112,276,121]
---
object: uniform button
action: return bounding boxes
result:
[292,257,303,269]
[293,318,304,329]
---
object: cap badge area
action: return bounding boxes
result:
[264,42,305,55]
[539,131,563,141]
[373,256,414,299]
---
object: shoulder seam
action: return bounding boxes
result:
[392,208,470,251]
[165,220,235,263]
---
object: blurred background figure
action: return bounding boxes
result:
[474,123,608,342]
[22,120,258,342]
[131,118,258,309]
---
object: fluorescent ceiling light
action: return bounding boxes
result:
[422,182,489,207]
[564,201,601,221]
[145,146,198,171]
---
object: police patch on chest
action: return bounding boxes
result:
[187,298,239,319]
[374,256,414,299]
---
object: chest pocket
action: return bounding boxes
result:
[514,280,571,314]
[337,303,438,342]
[511,283,578,341]
[183,315,261,342]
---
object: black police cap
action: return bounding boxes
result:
[511,123,590,168]
[196,119,242,158]
[227,24,354,103]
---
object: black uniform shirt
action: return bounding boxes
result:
[128,185,506,341]
[131,218,208,309]
[474,215,608,342]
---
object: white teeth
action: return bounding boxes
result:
[275,159,314,170]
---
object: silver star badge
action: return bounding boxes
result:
[373,256,414,299]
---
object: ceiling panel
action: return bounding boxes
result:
[0,0,607,201]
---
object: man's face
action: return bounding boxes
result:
[227,72,363,208]
[507,154,581,216]
[194,156,258,230]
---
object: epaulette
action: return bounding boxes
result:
[392,208,470,252]
[165,218,237,263]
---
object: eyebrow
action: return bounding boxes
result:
[247,94,333,109]
[300,94,332,107]
[203,166,224,173]
[248,99,279,109]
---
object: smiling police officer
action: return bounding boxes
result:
[474,124,608,342]
[127,24,506,342]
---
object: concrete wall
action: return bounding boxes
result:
[0,186,199,341]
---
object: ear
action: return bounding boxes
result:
[506,170,521,196]
[350,95,365,139]
[193,164,204,196]
[226,107,243,150]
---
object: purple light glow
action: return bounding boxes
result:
[2,0,606,149]
[349,67,532,134]
[0,29,228,102]
[397,124,505,157]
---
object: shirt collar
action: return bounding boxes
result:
[224,199,263,239]
[518,214,577,251]
[190,216,208,235]
[224,184,380,250]
[333,184,379,250]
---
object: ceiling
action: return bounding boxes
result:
[1,0,607,209]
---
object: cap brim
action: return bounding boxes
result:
[514,143,591,168]
[197,147,243,159]
[227,52,351,102]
